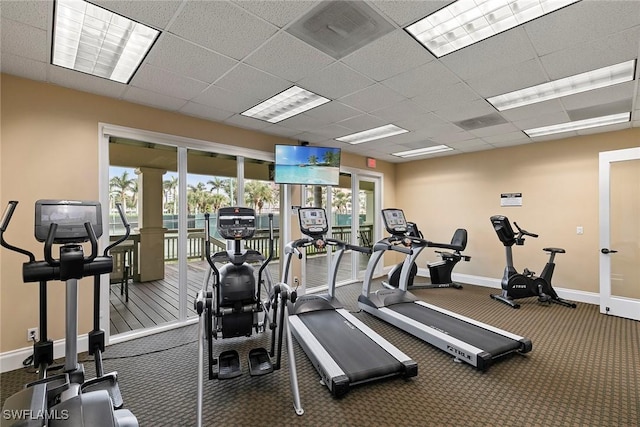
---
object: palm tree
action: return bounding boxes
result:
[222,178,237,205]
[332,189,350,214]
[308,154,318,165]
[207,177,225,195]
[188,182,208,214]
[163,176,178,214]
[210,193,227,211]
[110,171,136,212]
[244,180,274,214]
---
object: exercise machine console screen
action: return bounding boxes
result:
[34,199,102,243]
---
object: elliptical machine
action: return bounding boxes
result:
[382,221,470,290]
[490,215,577,309]
[194,207,303,426]
[0,199,137,426]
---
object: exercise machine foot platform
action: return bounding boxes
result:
[194,208,303,426]
[1,200,137,426]
[359,209,532,371]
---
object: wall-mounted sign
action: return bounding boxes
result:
[367,157,377,168]
[500,192,522,207]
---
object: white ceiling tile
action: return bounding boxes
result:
[422,122,466,138]
[412,82,480,112]
[470,122,520,138]
[295,123,354,140]
[381,60,461,98]
[214,63,290,101]
[244,32,335,83]
[297,62,374,99]
[576,121,631,136]
[301,102,362,124]
[512,110,572,131]
[561,81,635,111]
[0,0,49,29]
[1,52,47,82]
[122,86,188,111]
[277,113,328,132]
[232,0,316,28]
[394,113,449,132]
[342,30,434,81]
[433,99,496,123]
[48,65,128,99]
[92,0,183,29]
[500,99,566,123]
[192,85,260,112]
[336,114,388,133]
[489,139,531,148]
[145,34,238,84]
[430,131,476,144]
[370,99,430,122]
[169,1,277,60]
[482,131,529,145]
[370,0,448,27]
[223,114,272,131]
[525,0,640,56]
[539,26,640,81]
[179,102,235,122]
[261,124,303,138]
[0,18,47,61]
[130,64,208,100]
[465,59,547,98]
[440,27,537,81]
[339,84,406,113]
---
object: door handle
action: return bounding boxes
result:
[601,248,618,254]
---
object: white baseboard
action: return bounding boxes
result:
[0,335,89,374]
[418,268,600,305]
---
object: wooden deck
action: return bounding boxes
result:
[109,254,369,335]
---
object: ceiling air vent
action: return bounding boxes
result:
[286,1,394,60]
[454,113,507,131]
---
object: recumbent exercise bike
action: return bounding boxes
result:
[490,215,577,309]
[382,221,471,290]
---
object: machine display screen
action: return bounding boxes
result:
[382,209,407,234]
[298,208,328,236]
[34,200,102,243]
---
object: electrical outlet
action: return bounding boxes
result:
[27,327,38,342]
[294,276,299,286]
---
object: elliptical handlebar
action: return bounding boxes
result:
[0,201,36,262]
[104,203,131,256]
[203,213,220,280]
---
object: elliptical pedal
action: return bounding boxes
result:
[248,348,273,376]
[218,350,242,379]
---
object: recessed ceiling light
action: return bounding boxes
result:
[524,112,631,137]
[392,145,454,157]
[488,60,637,111]
[241,86,331,123]
[52,0,160,84]
[336,124,409,144]
[406,0,580,58]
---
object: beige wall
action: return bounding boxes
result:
[395,128,640,295]
[0,74,395,354]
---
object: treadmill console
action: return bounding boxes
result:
[217,207,256,240]
[298,208,328,237]
[381,208,408,235]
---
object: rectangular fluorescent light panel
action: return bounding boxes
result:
[488,60,637,111]
[392,145,453,157]
[336,124,409,144]
[406,0,580,57]
[524,112,631,138]
[242,86,331,123]
[52,0,159,84]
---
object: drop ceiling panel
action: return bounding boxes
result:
[122,86,188,111]
[49,65,128,99]
[223,114,272,131]
[412,82,481,113]
[179,102,235,122]
[144,34,239,84]
[297,62,374,99]
[499,99,566,123]
[232,0,317,28]
[131,65,209,100]
[335,114,388,133]
[0,0,49,29]
[339,84,406,113]
[0,18,47,61]
[300,101,362,124]
[93,0,183,29]
[465,59,547,98]
[168,1,277,60]
[244,32,335,83]
[525,1,640,56]
[342,30,434,81]
[192,85,260,112]
[214,63,290,102]
[370,0,448,27]
[561,81,636,111]
[433,99,496,123]
[370,99,431,122]
[381,60,461,98]
[0,52,47,82]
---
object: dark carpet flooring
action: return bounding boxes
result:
[2,282,638,426]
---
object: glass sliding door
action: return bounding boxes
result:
[108,137,179,335]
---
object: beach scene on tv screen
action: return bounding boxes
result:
[275,146,340,185]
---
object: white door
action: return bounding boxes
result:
[598,147,640,320]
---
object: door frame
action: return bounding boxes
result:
[598,146,640,320]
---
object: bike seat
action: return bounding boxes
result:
[543,247,565,254]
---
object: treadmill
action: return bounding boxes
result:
[358,208,532,371]
[283,207,417,397]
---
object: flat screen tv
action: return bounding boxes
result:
[274,145,341,186]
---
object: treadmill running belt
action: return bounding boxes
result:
[390,303,520,356]
[299,310,403,383]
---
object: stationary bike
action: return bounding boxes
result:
[382,221,471,290]
[1,199,137,426]
[490,215,577,309]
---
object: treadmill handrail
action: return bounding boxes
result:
[373,238,413,255]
